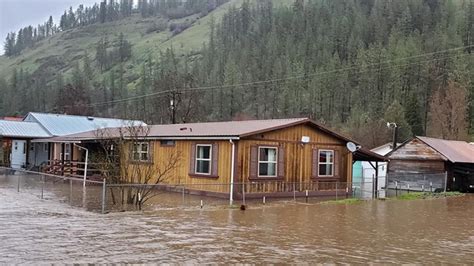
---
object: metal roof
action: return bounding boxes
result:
[24,112,145,136]
[147,118,311,138]
[417,136,474,164]
[0,120,51,138]
[38,118,355,142]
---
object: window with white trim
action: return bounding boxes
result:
[195,144,212,174]
[132,142,150,162]
[258,147,277,177]
[318,150,334,176]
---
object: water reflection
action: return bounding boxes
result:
[0,174,473,264]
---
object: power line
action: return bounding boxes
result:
[51,46,472,111]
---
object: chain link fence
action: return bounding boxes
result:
[1,167,381,214]
[386,172,448,195]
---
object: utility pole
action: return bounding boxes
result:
[170,90,181,124]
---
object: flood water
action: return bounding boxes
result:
[1,173,473,264]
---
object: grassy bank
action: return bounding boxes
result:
[396,192,464,200]
[321,198,364,205]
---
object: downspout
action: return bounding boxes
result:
[229,139,235,206]
[74,143,89,189]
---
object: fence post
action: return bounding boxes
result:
[182,186,185,205]
[444,171,448,192]
[101,178,107,214]
[293,182,296,202]
[69,179,73,204]
[17,174,21,192]
[242,182,246,206]
[41,174,45,199]
[395,181,398,196]
[430,182,433,193]
[336,182,338,201]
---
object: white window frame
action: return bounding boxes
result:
[318,149,334,177]
[64,143,71,161]
[132,142,150,162]
[195,144,212,175]
[258,146,278,177]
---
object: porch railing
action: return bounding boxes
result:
[42,160,110,181]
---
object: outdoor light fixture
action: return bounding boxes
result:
[386,122,397,128]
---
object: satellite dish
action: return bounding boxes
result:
[301,136,310,144]
[346,142,358,152]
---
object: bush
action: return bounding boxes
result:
[145,20,168,34]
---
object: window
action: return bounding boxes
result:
[258,147,277,177]
[195,144,212,174]
[43,143,48,153]
[132,142,150,162]
[318,150,334,176]
[160,140,176,147]
[64,143,71,161]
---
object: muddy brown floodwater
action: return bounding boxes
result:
[0,174,473,264]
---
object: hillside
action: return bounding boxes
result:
[0,0,295,80]
[0,0,473,146]
[0,0,239,79]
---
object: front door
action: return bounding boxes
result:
[10,140,27,169]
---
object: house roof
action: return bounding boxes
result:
[42,118,353,141]
[24,112,145,136]
[416,136,474,164]
[145,118,321,138]
[34,117,387,162]
[0,120,51,138]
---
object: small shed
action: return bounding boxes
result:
[387,136,474,192]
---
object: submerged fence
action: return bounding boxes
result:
[1,167,378,214]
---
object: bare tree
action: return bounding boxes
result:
[427,81,469,140]
[94,124,182,209]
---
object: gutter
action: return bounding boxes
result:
[123,136,241,141]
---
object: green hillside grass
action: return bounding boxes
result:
[0,0,295,81]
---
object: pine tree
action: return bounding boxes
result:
[3,33,16,56]
[405,93,424,136]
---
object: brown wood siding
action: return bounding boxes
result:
[238,124,351,185]
[147,140,233,193]
[388,159,446,174]
[389,139,446,161]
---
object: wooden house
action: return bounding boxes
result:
[44,118,385,199]
[387,136,474,192]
